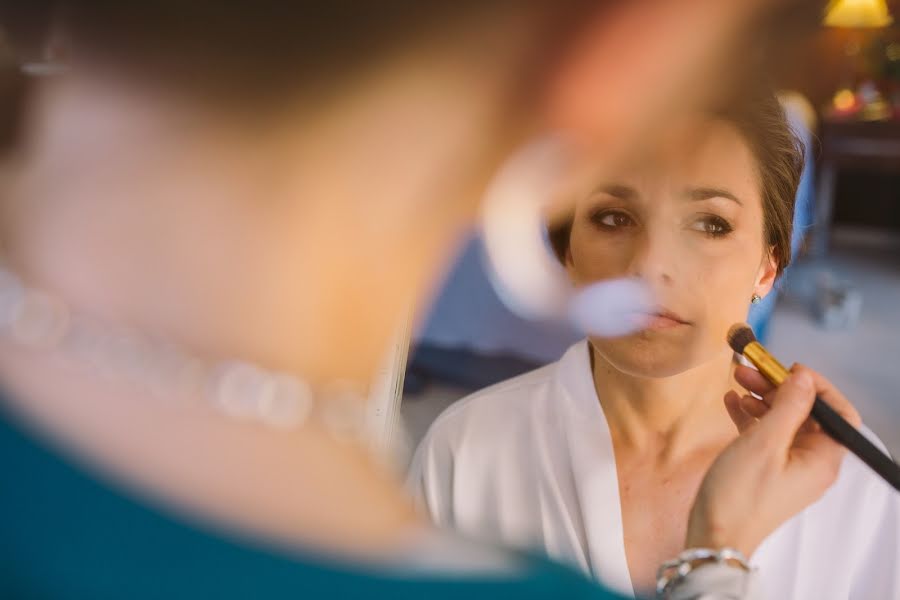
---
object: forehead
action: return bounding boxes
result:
[598,118,760,200]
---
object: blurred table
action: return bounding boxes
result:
[812,119,900,256]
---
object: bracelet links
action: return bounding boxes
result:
[656,547,753,598]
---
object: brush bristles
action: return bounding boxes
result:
[727,323,757,355]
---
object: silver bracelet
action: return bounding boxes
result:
[656,547,753,599]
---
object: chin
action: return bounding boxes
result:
[589,329,707,378]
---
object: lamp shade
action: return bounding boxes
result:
[824,0,893,28]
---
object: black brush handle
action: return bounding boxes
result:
[811,396,900,492]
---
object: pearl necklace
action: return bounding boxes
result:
[0,267,370,441]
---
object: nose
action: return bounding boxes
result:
[626,227,675,287]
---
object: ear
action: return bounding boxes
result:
[754,247,778,299]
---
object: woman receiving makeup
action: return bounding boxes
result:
[0,2,880,598]
[409,88,900,599]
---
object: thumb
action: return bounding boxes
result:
[755,371,816,449]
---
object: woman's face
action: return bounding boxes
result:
[566,119,778,377]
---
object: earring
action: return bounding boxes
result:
[751,293,762,305]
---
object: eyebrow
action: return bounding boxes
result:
[687,187,743,206]
[592,184,637,201]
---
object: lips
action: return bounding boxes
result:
[637,308,692,331]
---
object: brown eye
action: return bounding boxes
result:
[690,215,733,238]
[591,210,636,230]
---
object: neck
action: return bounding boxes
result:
[591,344,738,460]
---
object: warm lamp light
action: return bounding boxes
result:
[833,88,858,111]
[822,0,894,120]
[824,0,893,28]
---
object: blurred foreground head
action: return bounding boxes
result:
[0,1,804,386]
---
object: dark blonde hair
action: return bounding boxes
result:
[548,86,805,278]
[718,88,805,277]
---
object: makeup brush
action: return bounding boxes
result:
[727,323,900,492]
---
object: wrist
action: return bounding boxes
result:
[685,507,756,558]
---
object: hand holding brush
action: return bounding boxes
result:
[727,324,900,493]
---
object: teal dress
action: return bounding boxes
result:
[0,398,626,600]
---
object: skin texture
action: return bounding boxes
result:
[566,118,777,378]
[563,119,781,592]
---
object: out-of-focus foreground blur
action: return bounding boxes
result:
[0,1,895,598]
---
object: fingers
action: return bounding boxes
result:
[786,368,852,470]
[734,364,775,397]
[724,390,756,433]
[739,394,768,419]
[753,370,817,449]
[724,388,774,432]
[735,363,858,435]
[790,364,862,428]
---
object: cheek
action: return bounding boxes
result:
[660,230,766,349]
[688,251,761,350]
[676,219,764,283]
[567,226,635,282]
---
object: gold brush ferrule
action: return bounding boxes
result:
[742,342,790,386]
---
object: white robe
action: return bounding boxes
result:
[408,341,900,599]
